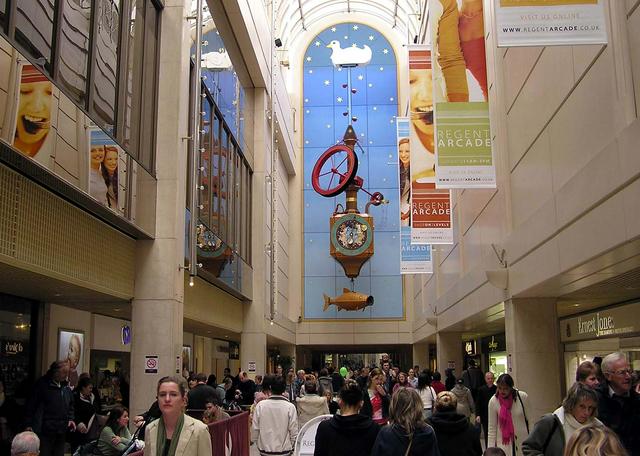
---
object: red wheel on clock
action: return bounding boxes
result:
[311,144,358,197]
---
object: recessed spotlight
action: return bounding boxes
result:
[573,304,580,307]
[54,293,62,297]
[114,308,121,312]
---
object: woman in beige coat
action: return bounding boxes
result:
[144,376,212,456]
[487,374,531,456]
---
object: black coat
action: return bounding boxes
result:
[187,383,219,411]
[238,379,256,406]
[371,424,441,456]
[25,375,74,435]
[314,413,379,456]
[595,382,640,455]
[73,392,101,427]
[428,411,482,456]
[476,384,497,427]
[331,372,345,393]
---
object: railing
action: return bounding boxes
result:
[130,411,250,456]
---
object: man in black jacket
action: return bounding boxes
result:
[595,352,640,455]
[25,361,75,456]
[187,372,219,417]
[474,371,496,448]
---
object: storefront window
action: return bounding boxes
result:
[58,0,91,104]
[15,0,54,71]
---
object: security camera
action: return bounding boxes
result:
[485,269,509,290]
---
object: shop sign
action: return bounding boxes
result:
[481,334,506,353]
[464,340,477,356]
[560,302,640,342]
[2,340,25,356]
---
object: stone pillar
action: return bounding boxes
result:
[437,332,463,379]
[505,298,561,422]
[129,0,190,417]
[412,342,428,371]
[241,87,269,378]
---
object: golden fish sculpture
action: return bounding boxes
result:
[323,288,374,311]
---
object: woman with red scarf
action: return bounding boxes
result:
[487,374,531,456]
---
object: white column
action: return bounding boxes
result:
[505,298,561,422]
[129,0,191,418]
[437,332,463,379]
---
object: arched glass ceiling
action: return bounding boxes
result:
[276,0,422,50]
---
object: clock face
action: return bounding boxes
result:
[331,214,373,256]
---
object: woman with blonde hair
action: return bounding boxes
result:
[371,387,439,456]
[563,424,627,456]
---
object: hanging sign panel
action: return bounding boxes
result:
[397,117,434,273]
[429,0,496,189]
[495,0,607,47]
[406,48,454,244]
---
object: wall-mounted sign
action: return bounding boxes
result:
[481,333,506,353]
[2,340,25,356]
[463,340,478,356]
[121,325,131,345]
[560,302,640,343]
[248,361,256,373]
[145,355,159,374]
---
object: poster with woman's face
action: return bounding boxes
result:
[58,330,84,388]
[88,128,121,212]
[12,64,53,162]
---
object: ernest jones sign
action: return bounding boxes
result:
[560,302,640,343]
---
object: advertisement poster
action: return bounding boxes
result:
[429,0,495,188]
[58,329,84,388]
[88,128,122,213]
[495,0,607,47]
[12,63,54,169]
[397,117,434,273]
[407,47,453,244]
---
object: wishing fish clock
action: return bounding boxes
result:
[311,41,386,311]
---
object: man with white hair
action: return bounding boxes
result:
[11,431,40,456]
[595,352,640,455]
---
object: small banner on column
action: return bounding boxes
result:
[407,47,454,244]
[429,0,496,189]
[397,117,433,273]
[495,0,607,47]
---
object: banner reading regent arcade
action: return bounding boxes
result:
[406,48,453,245]
[429,0,495,189]
[397,117,433,273]
[495,0,607,47]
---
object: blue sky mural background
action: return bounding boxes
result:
[303,23,403,320]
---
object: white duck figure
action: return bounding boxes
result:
[202,50,232,71]
[326,40,372,67]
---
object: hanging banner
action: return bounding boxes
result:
[397,117,433,273]
[407,46,454,244]
[429,0,495,189]
[495,0,607,47]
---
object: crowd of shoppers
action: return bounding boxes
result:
[4,350,640,456]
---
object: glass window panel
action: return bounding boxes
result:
[199,96,211,227]
[92,0,121,131]
[227,143,235,250]
[220,129,229,244]
[15,0,55,69]
[0,0,6,32]
[234,151,241,251]
[58,0,91,104]
[210,111,220,235]
[138,0,159,171]
[122,0,140,157]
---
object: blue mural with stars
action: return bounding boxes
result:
[303,23,403,320]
